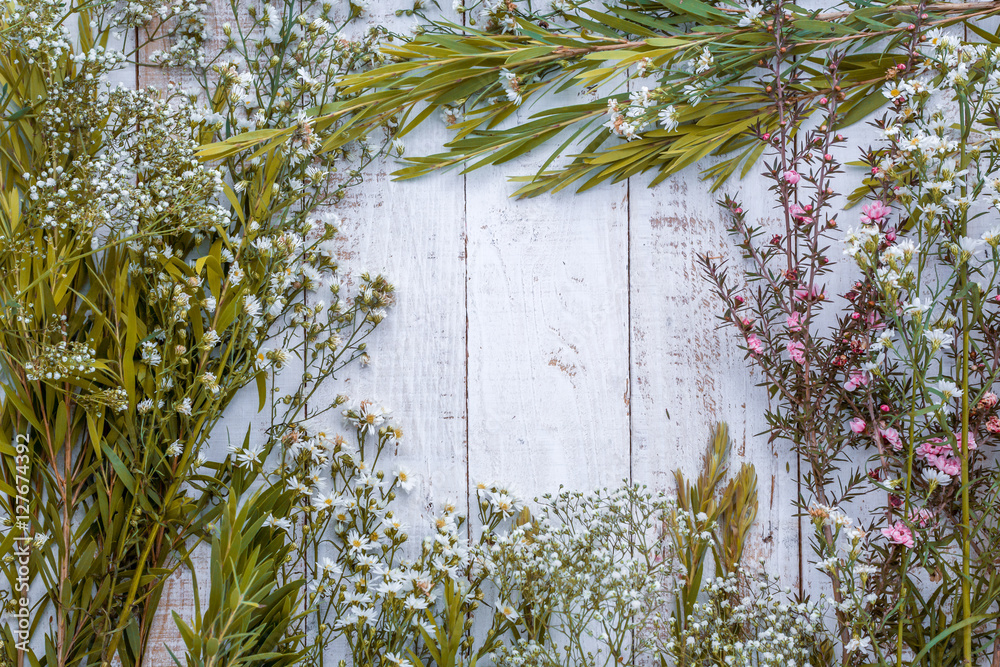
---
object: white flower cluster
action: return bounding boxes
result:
[479,0,521,33]
[146,0,210,68]
[665,569,829,667]
[22,81,226,255]
[842,224,884,269]
[0,0,406,660]
[604,87,657,141]
[500,69,523,106]
[164,0,392,188]
[77,387,130,414]
[479,484,676,667]
[852,27,1000,424]
[244,402,502,667]
[599,41,725,142]
[4,0,72,63]
[737,2,764,27]
[24,341,97,383]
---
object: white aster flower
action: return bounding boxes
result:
[658,105,678,131]
[923,328,950,353]
[499,602,519,622]
[903,297,932,317]
[262,515,293,533]
[924,469,952,487]
[243,294,262,318]
[934,379,963,402]
[694,46,714,74]
[738,2,763,27]
[312,490,340,512]
[499,69,522,105]
[845,635,872,653]
[394,467,416,492]
[952,235,984,264]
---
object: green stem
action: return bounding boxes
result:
[958,93,972,667]
[961,268,972,667]
[896,380,918,667]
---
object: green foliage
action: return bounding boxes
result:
[204,0,1000,197]
[408,577,499,667]
[0,0,388,665]
[671,423,758,624]
[170,483,305,667]
[0,8,234,666]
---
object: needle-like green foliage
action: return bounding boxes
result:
[202,1,1000,197]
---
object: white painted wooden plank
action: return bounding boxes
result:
[315,0,469,532]
[124,0,894,657]
[627,165,800,585]
[320,134,470,528]
[465,133,632,500]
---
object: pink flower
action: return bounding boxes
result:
[783,170,801,184]
[987,416,1000,434]
[881,521,914,548]
[860,201,891,224]
[910,508,934,528]
[940,457,961,476]
[849,417,866,434]
[879,426,903,451]
[929,454,960,476]
[788,204,813,224]
[787,340,806,364]
[746,334,763,355]
[916,438,945,461]
[793,286,824,302]
[844,370,869,391]
[979,391,998,410]
[786,311,803,332]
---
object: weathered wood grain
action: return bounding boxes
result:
[627,164,801,587]
[320,113,470,531]
[465,134,632,500]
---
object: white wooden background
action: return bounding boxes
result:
[125,1,837,660]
